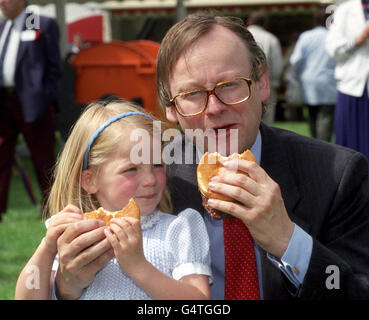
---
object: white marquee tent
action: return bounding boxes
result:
[21,0,338,54]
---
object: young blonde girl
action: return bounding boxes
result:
[15,100,212,300]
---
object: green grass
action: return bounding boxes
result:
[0,158,45,300]
[0,122,310,300]
[275,121,310,137]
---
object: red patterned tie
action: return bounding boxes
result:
[223,218,260,300]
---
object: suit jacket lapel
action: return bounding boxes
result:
[15,13,32,72]
[260,122,300,220]
[0,21,6,36]
[165,133,204,215]
[259,123,303,299]
[180,136,204,214]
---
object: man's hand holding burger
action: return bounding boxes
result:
[198,151,294,259]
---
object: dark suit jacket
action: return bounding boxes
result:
[0,13,62,123]
[166,123,369,299]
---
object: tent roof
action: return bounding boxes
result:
[30,0,335,6]
[26,0,337,55]
[29,1,105,4]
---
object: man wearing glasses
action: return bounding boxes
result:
[157,14,369,299]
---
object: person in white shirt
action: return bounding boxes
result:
[290,9,336,142]
[247,10,283,125]
[326,0,369,160]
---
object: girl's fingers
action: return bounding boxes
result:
[48,210,84,230]
[60,204,83,214]
[123,217,141,233]
[109,222,128,243]
[49,214,84,228]
[59,219,106,248]
[44,223,71,252]
[110,217,140,240]
[47,223,70,239]
[70,237,113,270]
[104,228,120,250]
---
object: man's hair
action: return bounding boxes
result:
[156,14,267,110]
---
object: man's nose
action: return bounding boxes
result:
[205,93,227,116]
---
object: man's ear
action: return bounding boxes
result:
[166,106,179,123]
[81,170,98,194]
[257,69,271,103]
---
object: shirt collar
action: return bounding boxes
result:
[11,8,27,30]
[362,0,369,20]
[250,130,262,165]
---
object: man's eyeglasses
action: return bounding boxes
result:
[170,77,252,117]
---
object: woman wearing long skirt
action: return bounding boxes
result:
[326,0,369,161]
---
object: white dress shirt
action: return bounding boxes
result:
[326,0,369,97]
[0,9,26,87]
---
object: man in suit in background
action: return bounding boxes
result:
[247,10,283,126]
[157,14,369,299]
[0,0,62,221]
[0,0,61,219]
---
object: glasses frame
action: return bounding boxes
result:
[170,77,252,117]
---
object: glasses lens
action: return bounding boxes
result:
[215,79,250,105]
[175,89,207,115]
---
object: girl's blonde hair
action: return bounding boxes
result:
[44,100,172,218]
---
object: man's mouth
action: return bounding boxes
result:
[212,124,237,136]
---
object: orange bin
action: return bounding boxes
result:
[71,40,162,116]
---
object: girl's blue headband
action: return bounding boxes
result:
[83,112,153,170]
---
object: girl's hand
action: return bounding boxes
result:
[55,218,113,300]
[44,205,84,255]
[105,217,146,276]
